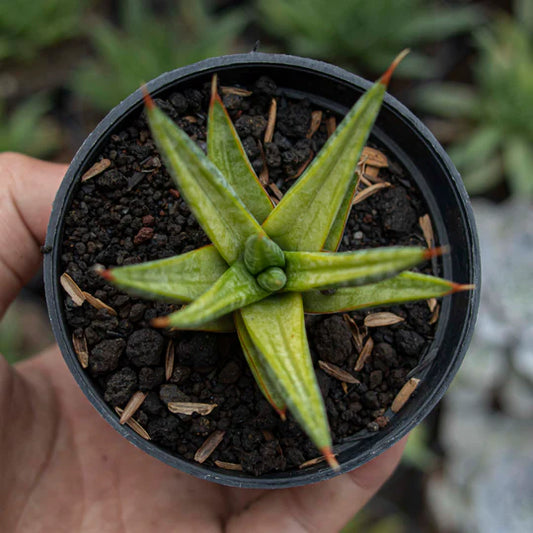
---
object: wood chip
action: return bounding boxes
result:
[165,339,175,381]
[72,332,89,369]
[115,407,151,440]
[194,430,225,464]
[354,337,374,372]
[268,182,283,200]
[391,378,421,413]
[326,116,337,137]
[264,98,277,143]
[306,110,323,138]
[120,392,147,424]
[352,182,391,205]
[429,304,440,325]
[299,456,326,469]
[169,188,180,199]
[318,360,359,384]
[289,151,314,180]
[214,460,243,471]
[82,291,117,316]
[60,273,86,306]
[364,312,404,327]
[184,115,197,123]
[360,147,388,168]
[81,158,111,182]
[419,214,434,248]
[427,298,437,312]
[167,402,218,416]
[343,314,365,351]
[220,86,252,97]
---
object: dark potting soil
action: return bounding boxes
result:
[60,75,438,475]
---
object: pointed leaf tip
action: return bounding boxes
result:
[449,282,476,294]
[99,269,115,282]
[423,245,450,260]
[210,74,220,106]
[151,316,170,328]
[379,49,410,86]
[321,446,340,471]
[141,85,155,110]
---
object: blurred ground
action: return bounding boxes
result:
[1,1,531,531]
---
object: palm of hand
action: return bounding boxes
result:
[0,154,405,533]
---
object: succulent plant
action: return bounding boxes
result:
[100,52,472,469]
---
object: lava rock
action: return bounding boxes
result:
[394,329,426,357]
[380,187,417,234]
[126,328,165,367]
[89,338,126,375]
[138,366,165,391]
[104,367,137,406]
[312,316,354,365]
[176,332,219,368]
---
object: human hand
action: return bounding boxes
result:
[0,153,406,533]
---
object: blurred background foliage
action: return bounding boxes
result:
[1,1,532,531]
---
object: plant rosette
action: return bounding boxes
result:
[44,53,480,489]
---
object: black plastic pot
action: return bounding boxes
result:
[43,53,480,489]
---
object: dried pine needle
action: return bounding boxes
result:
[419,214,434,248]
[343,313,365,351]
[194,430,225,463]
[165,339,175,381]
[299,456,326,469]
[72,332,89,369]
[115,407,151,440]
[167,402,218,416]
[214,460,243,471]
[318,360,359,384]
[264,98,277,144]
[120,392,148,424]
[427,298,437,312]
[391,378,421,413]
[326,116,337,137]
[360,147,388,168]
[429,304,440,325]
[268,182,283,200]
[306,110,323,138]
[220,86,252,97]
[82,291,117,316]
[352,182,391,205]
[354,337,374,372]
[81,158,111,182]
[60,273,86,306]
[364,312,404,327]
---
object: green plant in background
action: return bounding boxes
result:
[415,0,533,196]
[0,95,60,157]
[0,0,87,62]
[254,0,482,77]
[99,53,472,467]
[72,0,246,111]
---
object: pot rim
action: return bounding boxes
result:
[44,52,480,489]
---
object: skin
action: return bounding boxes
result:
[0,153,407,533]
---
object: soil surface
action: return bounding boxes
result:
[60,75,437,475]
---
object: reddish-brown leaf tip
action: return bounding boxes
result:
[277,408,287,422]
[448,282,476,294]
[379,49,410,87]
[209,73,222,108]
[321,446,340,471]
[141,84,155,110]
[423,245,450,260]
[99,269,115,282]
[151,316,171,328]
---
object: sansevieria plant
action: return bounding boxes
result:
[99,51,472,469]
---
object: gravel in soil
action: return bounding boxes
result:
[60,75,437,476]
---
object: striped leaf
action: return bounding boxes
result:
[302,271,468,313]
[145,98,266,264]
[284,247,434,291]
[208,77,274,224]
[240,293,336,467]
[102,245,226,303]
[152,260,269,329]
[234,312,286,419]
[261,77,385,252]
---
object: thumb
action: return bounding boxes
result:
[0,152,66,317]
